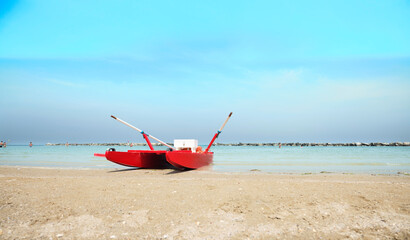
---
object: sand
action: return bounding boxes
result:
[0,166,409,239]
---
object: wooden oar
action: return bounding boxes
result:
[204,112,233,153]
[111,115,176,150]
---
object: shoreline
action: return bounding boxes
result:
[1,165,409,176]
[1,166,409,239]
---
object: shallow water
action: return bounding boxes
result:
[0,145,409,174]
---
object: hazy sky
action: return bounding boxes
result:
[1,0,409,144]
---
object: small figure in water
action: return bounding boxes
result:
[65,142,69,147]
[0,141,3,147]
[29,142,33,147]
[279,143,282,148]
[130,142,133,147]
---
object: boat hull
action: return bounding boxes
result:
[165,151,213,169]
[104,150,172,169]
[95,149,213,170]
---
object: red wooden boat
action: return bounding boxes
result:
[95,149,172,169]
[94,113,232,170]
[166,151,213,169]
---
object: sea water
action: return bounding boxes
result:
[0,145,409,174]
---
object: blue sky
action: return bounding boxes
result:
[0,0,409,144]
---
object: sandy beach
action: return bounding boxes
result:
[0,167,409,239]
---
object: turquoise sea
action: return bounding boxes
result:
[0,145,409,174]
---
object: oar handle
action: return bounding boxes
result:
[205,112,233,153]
[111,115,176,150]
[219,112,233,132]
[111,115,143,133]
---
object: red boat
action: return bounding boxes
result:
[165,151,213,169]
[95,149,172,169]
[94,113,232,170]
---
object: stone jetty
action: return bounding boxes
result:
[45,142,410,146]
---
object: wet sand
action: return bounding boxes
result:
[0,166,409,239]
